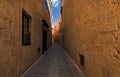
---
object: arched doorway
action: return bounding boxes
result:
[42,20,49,54]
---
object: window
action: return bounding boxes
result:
[38,47,40,53]
[61,6,63,14]
[44,0,47,12]
[22,10,31,46]
[79,54,84,67]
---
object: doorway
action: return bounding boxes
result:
[42,20,49,54]
[42,29,47,54]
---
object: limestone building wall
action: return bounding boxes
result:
[0,0,52,77]
[53,14,64,45]
[53,19,60,43]
[60,0,120,77]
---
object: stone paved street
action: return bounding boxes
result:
[21,44,85,77]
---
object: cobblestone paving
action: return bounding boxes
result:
[21,44,85,77]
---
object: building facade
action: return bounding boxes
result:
[46,0,52,18]
[53,14,63,45]
[55,0,120,77]
[0,0,52,77]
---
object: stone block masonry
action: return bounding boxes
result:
[56,0,120,77]
[0,0,52,77]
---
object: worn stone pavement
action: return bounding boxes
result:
[21,44,85,77]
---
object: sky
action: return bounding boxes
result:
[51,0,61,28]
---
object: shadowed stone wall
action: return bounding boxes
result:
[60,0,120,77]
[0,0,52,77]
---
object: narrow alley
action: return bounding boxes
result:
[21,44,85,77]
[1,0,120,77]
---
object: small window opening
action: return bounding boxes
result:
[22,10,31,46]
[61,6,63,14]
[38,47,40,53]
[79,54,84,67]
